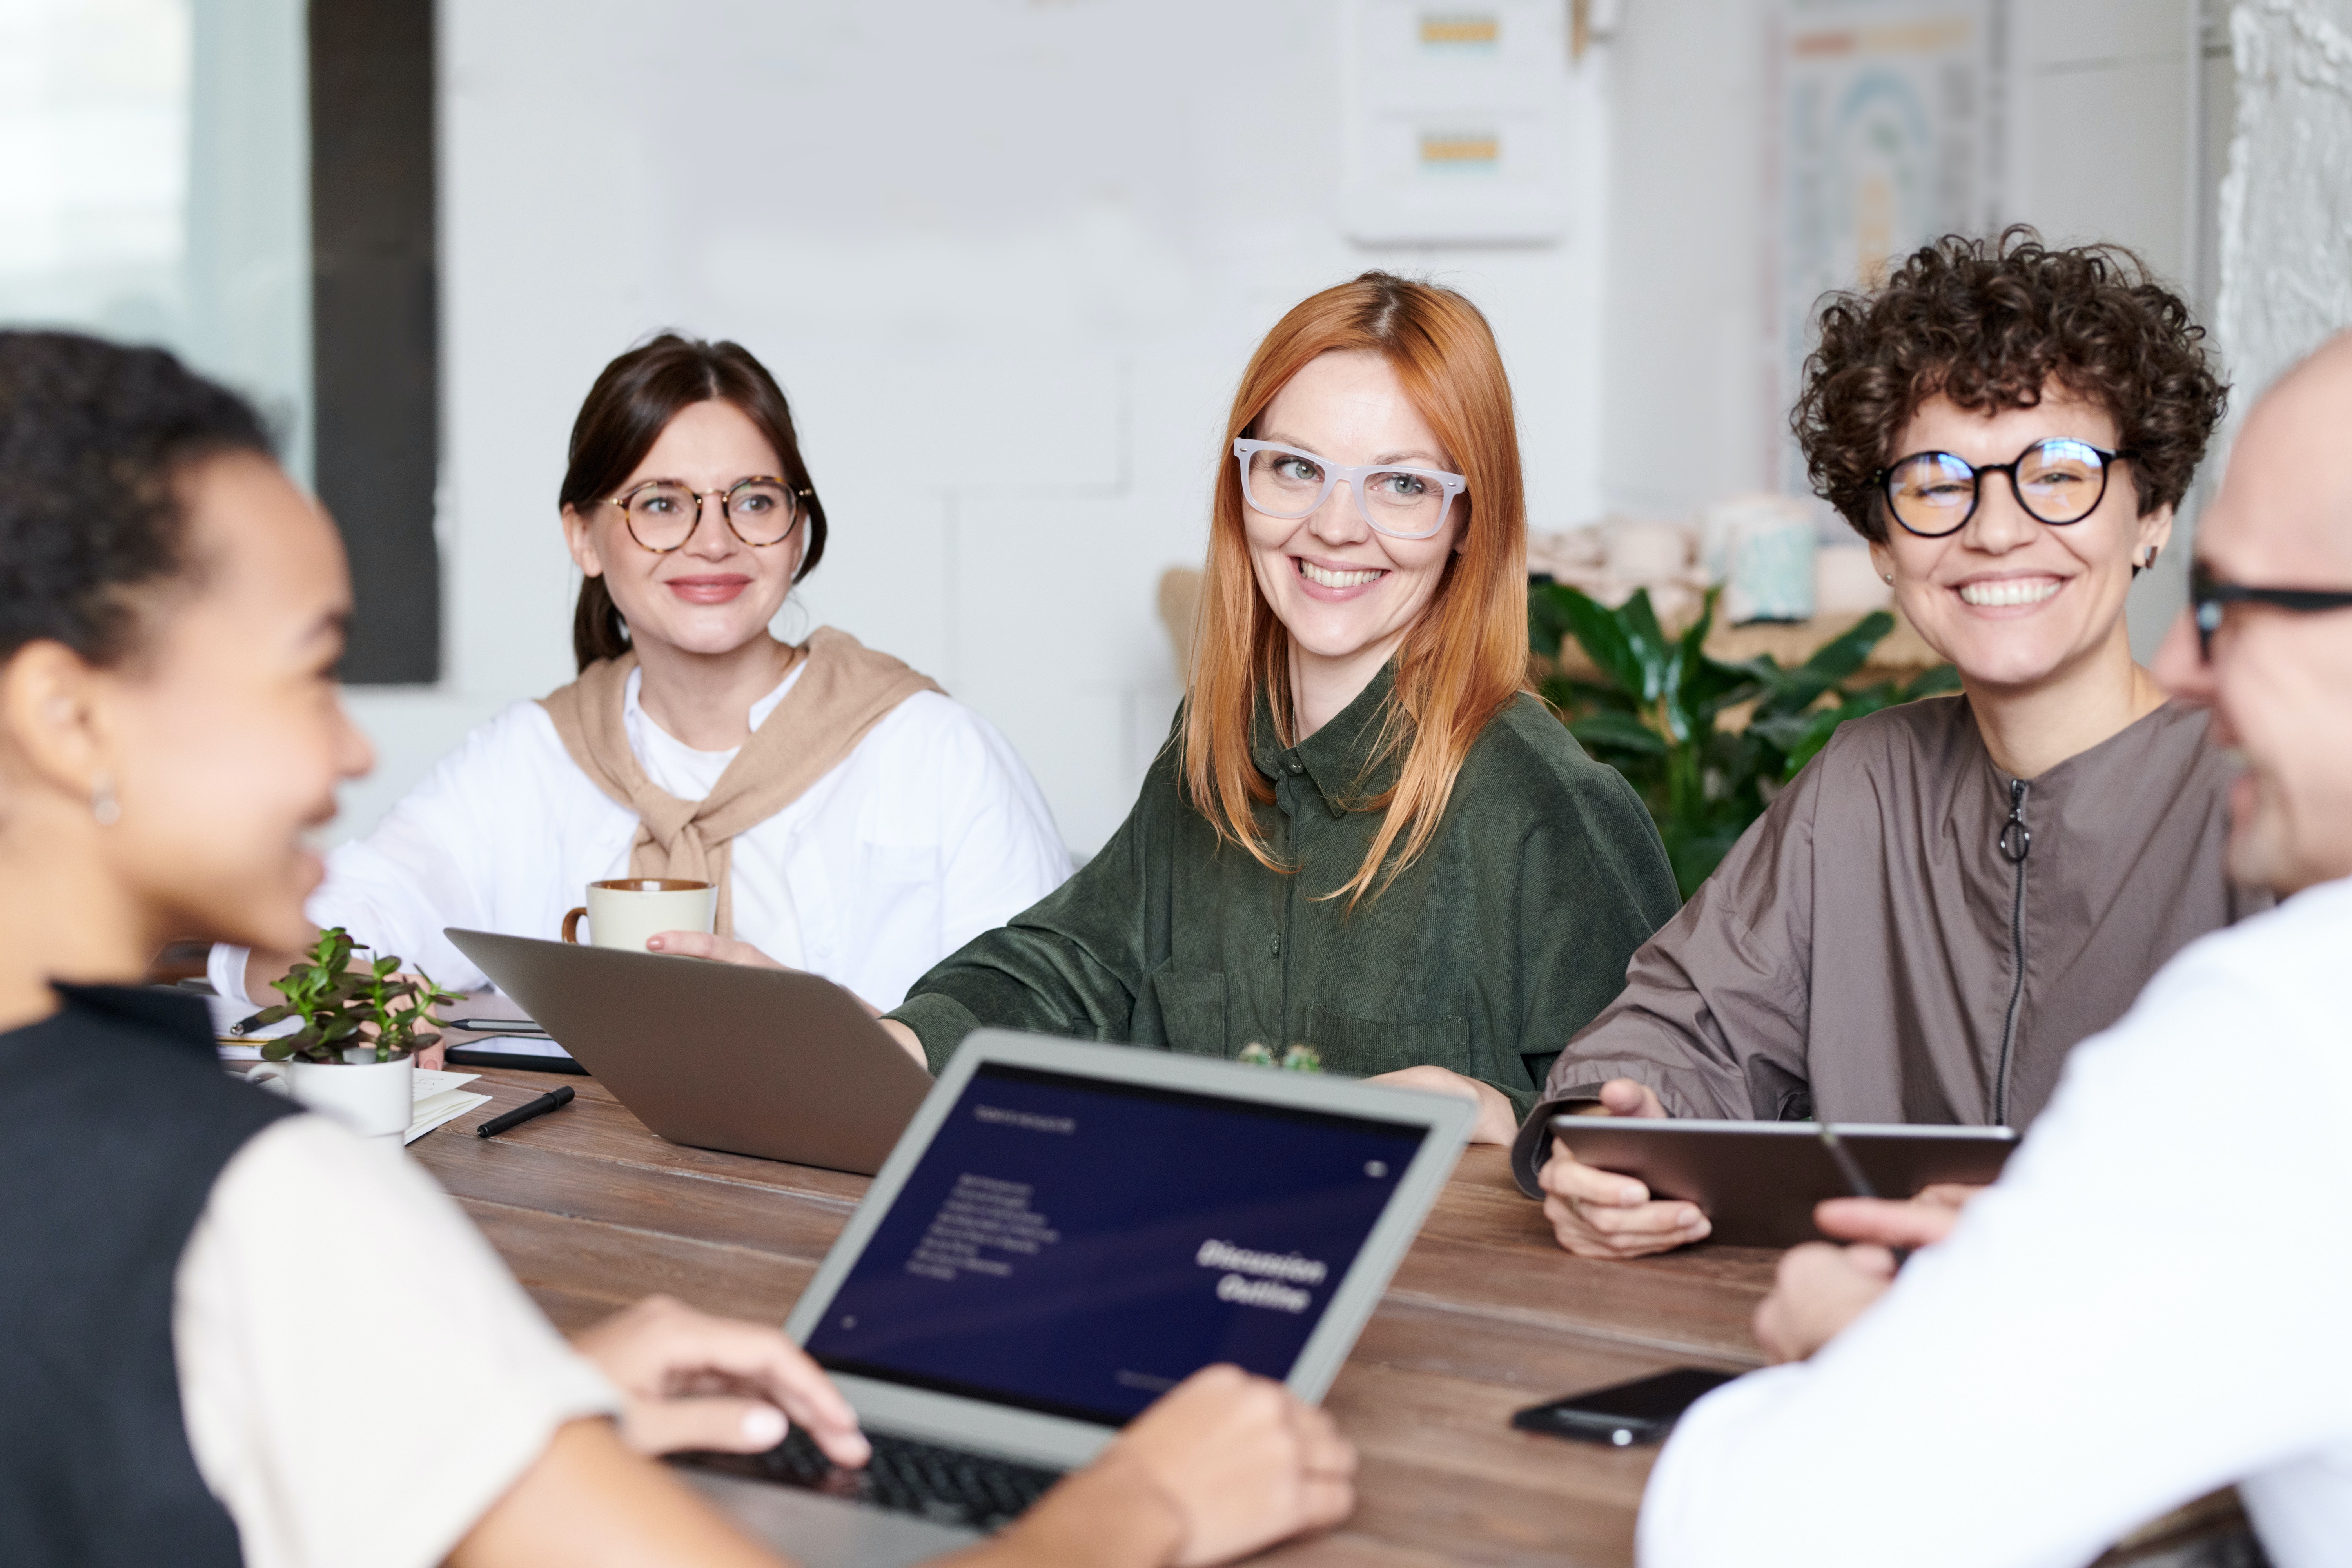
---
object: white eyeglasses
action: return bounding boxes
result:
[1232,439,1468,539]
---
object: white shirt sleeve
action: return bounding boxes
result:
[1637,886,2352,1568]
[210,703,603,1009]
[173,1116,621,1568]
[920,697,1071,954]
[836,693,1071,1011]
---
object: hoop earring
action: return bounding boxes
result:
[91,773,121,828]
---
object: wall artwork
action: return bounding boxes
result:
[1768,0,2006,489]
[1340,1,1573,245]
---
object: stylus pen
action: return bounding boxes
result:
[1816,1121,1911,1267]
[447,1017,553,1036]
[477,1085,575,1138]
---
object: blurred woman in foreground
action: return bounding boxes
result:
[0,331,1349,1566]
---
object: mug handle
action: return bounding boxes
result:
[246,1062,292,1096]
[562,907,588,943]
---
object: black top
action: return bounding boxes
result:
[0,984,297,1567]
[890,662,1683,1113]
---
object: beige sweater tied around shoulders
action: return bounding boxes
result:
[536,627,944,937]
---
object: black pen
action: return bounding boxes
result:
[229,1011,265,1036]
[1817,1120,1910,1266]
[477,1085,575,1138]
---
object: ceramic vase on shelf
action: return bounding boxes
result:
[1707,494,1819,624]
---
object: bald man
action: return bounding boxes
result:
[1633,335,2352,1568]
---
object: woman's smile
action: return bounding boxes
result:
[1952,571,2067,613]
[1293,554,1389,598]
[662,572,753,605]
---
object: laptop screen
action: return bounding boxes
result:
[802,1061,1432,1426]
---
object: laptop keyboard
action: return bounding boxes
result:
[693,1425,1066,1532]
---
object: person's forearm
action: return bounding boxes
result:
[941,1453,1183,1568]
[449,1419,786,1568]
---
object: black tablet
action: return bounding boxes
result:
[1548,1118,2017,1247]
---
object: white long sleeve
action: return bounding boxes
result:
[174,1116,619,1568]
[1638,877,2352,1568]
[213,682,1070,1012]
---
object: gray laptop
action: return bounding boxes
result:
[444,927,933,1175]
[680,1029,1475,1568]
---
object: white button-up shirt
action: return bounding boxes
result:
[1639,875,2352,1568]
[211,665,1071,1013]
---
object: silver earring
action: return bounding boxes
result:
[1882,572,1895,585]
[91,773,120,828]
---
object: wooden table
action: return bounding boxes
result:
[412,1065,1775,1566]
[412,1066,2247,1567]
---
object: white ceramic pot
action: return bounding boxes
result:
[247,1052,413,1142]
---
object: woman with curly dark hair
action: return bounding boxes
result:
[1517,230,2272,1254]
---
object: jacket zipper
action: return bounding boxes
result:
[1994,777,2032,1124]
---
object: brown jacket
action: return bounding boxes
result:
[1510,696,2267,1194]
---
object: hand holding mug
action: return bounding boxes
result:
[560,879,716,953]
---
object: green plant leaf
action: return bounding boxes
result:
[1898,663,1964,700]
[1539,583,1653,704]
[1800,610,1894,682]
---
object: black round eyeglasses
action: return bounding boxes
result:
[1875,438,2136,539]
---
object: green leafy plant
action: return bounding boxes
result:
[1237,1043,1325,1073]
[1530,583,1961,897]
[253,926,461,1064]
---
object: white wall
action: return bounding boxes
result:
[1598,0,2216,659]
[339,0,2226,855]
[337,0,1613,855]
[2216,0,2352,421]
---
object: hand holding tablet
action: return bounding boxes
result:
[1548,1115,2014,1250]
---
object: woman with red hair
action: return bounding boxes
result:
[880,273,1680,1143]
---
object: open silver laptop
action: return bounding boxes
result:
[679,1029,1475,1568]
[444,928,933,1175]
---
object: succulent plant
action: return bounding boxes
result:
[252,926,461,1064]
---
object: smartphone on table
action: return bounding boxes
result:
[1510,1368,1739,1447]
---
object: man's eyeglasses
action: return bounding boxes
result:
[605,476,810,553]
[2189,559,2352,661]
[1233,439,1467,540]
[1875,438,2134,538]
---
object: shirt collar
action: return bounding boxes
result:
[1251,659,1402,817]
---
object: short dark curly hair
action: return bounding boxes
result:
[1792,227,2227,543]
[0,331,272,667]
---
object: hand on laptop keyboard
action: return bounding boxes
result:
[1080,1365,1357,1566]
[572,1294,870,1466]
[690,1365,1357,1564]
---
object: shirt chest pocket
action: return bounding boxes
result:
[1145,964,1227,1058]
[1303,1004,1470,1079]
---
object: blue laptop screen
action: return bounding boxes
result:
[802,1062,1430,1426]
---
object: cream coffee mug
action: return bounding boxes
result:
[247,1053,414,1143]
[562,878,717,954]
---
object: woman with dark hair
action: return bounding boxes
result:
[212,334,1067,1040]
[0,329,1352,1566]
[876,273,1679,1144]
[1524,230,2271,1254]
